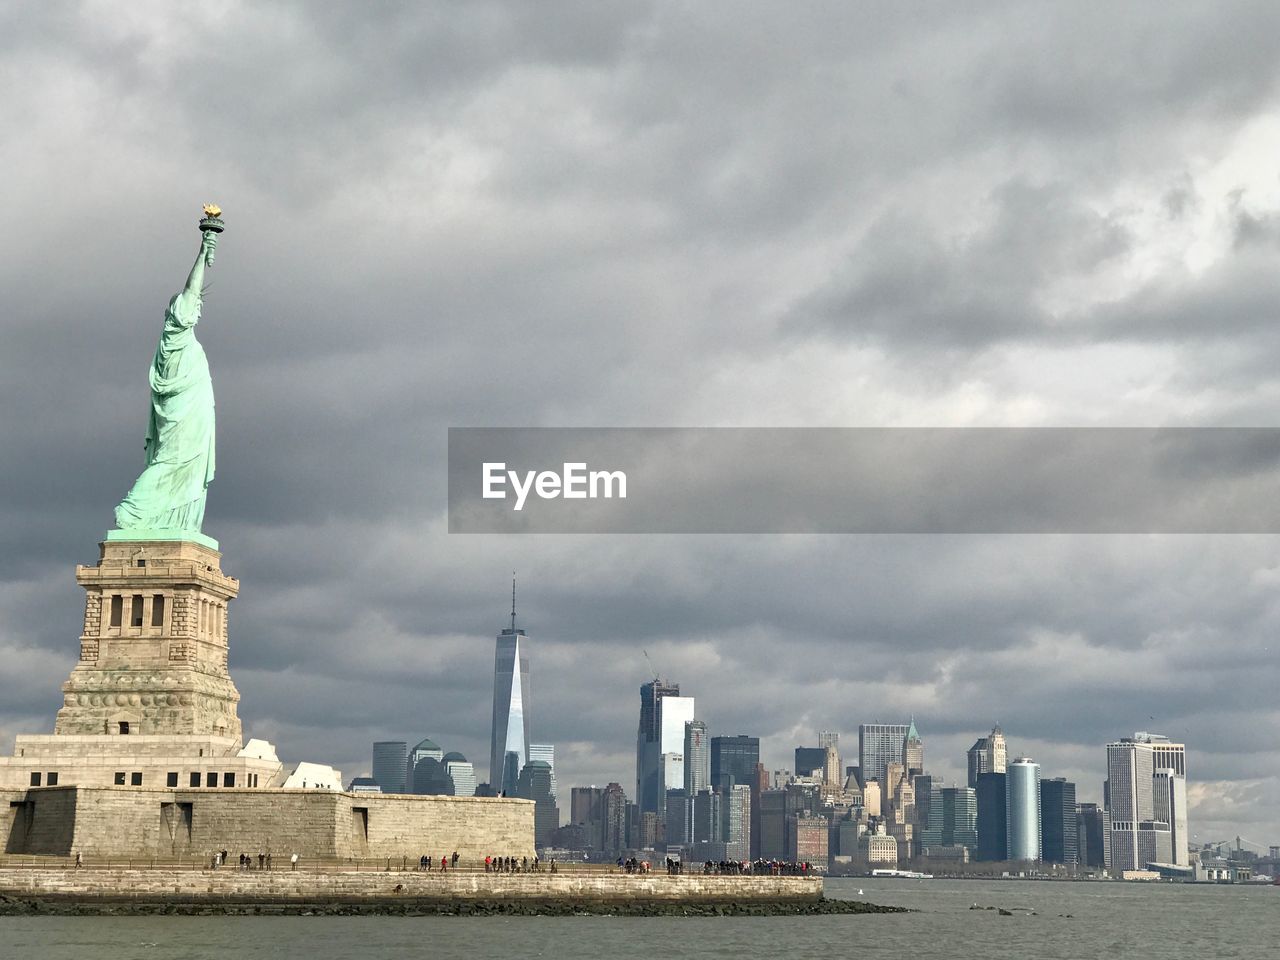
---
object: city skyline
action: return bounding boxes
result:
[356,649,1232,853]
[3,2,1280,848]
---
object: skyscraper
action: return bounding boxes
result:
[602,782,628,854]
[858,723,910,785]
[757,789,787,859]
[636,679,680,814]
[658,696,695,801]
[1153,768,1189,867]
[967,737,990,788]
[665,789,692,846]
[516,760,558,846]
[489,583,531,792]
[711,735,760,790]
[723,784,752,861]
[1107,733,1184,870]
[1077,802,1106,868]
[528,743,556,800]
[684,720,710,795]
[693,788,722,845]
[750,762,770,858]
[1006,757,1041,862]
[913,773,936,830]
[1040,777,1078,865]
[975,772,1007,861]
[408,737,445,794]
[570,786,604,849]
[1146,732,1188,867]
[794,746,827,778]
[818,730,840,752]
[903,718,924,774]
[920,786,978,854]
[985,724,1007,776]
[371,740,407,794]
[443,752,477,797]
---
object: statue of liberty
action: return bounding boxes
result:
[113,208,224,539]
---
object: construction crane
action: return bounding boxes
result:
[642,648,660,682]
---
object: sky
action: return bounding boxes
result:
[2,1,1279,850]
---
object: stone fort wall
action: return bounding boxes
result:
[0,866,823,904]
[2,786,534,861]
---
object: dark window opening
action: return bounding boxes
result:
[136,558,146,567]
[110,595,123,627]
[223,772,235,787]
[130,594,144,627]
[130,772,142,786]
[166,772,178,788]
[114,772,126,785]
[190,772,201,787]
[152,595,165,626]
[29,772,40,787]
[206,772,217,788]
[47,772,58,786]
[118,721,130,735]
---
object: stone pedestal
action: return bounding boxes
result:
[55,538,242,740]
[0,539,280,794]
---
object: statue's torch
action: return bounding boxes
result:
[198,204,224,267]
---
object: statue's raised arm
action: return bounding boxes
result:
[110,207,226,543]
[174,231,217,313]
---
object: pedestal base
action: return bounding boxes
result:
[106,528,219,551]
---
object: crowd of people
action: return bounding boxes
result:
[653,857,816,876]
[484,854,554,872]
[206,850,303,871]
[710,859,815,875]
[415,851,460,871]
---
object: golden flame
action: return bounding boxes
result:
[202,204,222,218]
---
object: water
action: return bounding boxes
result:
[1,878,1275,960]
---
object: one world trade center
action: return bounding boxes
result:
[489,579,531,795]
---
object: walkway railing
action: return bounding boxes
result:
[0,855,816,877]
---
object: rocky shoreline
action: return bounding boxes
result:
[0,893,905,917]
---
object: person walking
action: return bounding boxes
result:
[290,852,299,871]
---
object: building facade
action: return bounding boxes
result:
[635,680,681,815]
[967,738,990,788]
[1006,758,1041,862]
[489,619,531,795]
[1039,777,1078,865]
[711,735,760,790]
[1077,802,1106,868]
[371,741,407,794]
[1107,733,1186,871]
[601,782,628,854]
[858,723,910,786]
[684,720,710,795]
[903,719,924,774]
[528,743,556,800]
[920,786,978,854]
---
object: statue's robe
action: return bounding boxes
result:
[113,291,216,531]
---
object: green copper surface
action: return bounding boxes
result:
[113,226,221,535]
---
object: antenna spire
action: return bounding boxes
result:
[511,572,517,631]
